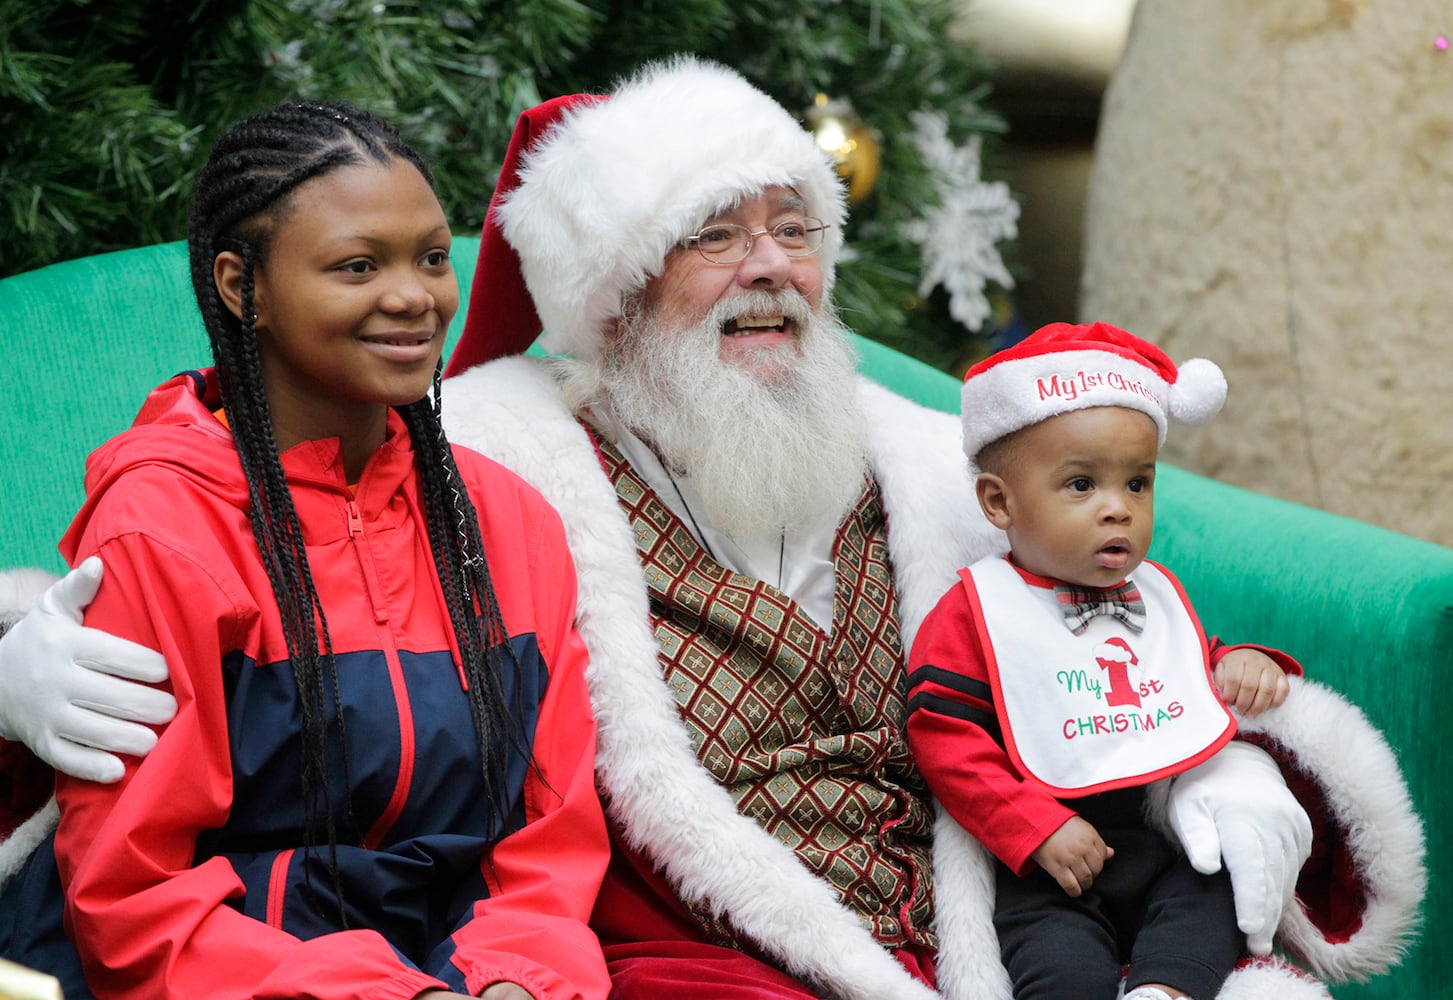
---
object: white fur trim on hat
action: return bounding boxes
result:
[497,56,847,359]
[960,321,1227,473]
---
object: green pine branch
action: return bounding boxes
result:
[0,0,1017,370]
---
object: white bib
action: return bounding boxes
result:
[966,557,1236,797]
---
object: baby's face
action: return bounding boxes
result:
[992,407,1159,588]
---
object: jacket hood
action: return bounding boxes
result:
[62,369,249,567]
[59,369,411,565]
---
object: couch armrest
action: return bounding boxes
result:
[1151,465,1453,743]
[1152,466,1449,999]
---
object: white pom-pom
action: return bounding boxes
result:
[1168,358,1227,426]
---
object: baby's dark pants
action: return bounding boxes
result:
[993,787,1241,1000]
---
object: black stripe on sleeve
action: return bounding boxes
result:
[906,663,993,704]
[906,691,1002,741]
[905,663,1002,743]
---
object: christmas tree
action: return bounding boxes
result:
[1,0,1018,369]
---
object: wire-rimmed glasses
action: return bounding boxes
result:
[682,218,829,264]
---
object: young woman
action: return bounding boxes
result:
[0,101,609,1000]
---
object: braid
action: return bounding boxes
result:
[399,368,537,828]
[221,246,354,906]
[187,101,526,923]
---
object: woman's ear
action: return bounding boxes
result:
[976,472,1013,530]
[213,250,248,321]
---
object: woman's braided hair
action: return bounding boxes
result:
[187,101,527,920]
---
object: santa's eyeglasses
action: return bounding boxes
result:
[681,218,829,264]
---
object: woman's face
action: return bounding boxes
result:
[227,157,458,451]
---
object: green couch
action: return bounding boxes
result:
[2,240,1448,998]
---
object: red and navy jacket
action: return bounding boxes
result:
[50,370,609,1000]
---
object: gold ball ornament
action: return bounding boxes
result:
[806,94,881,205]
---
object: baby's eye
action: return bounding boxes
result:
[1128,477,1148,493]
[1068,477,1093,493]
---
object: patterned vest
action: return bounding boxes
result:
[595,438,938,951]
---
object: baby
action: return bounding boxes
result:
[907,321,1297,1000]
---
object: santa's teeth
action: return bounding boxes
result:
[730,316,786,332]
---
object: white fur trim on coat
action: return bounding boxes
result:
[0,568,58,632]
[438,358,1419,999]
[0,796,57,888]
[1215,957,1333,999]
[1240,676,1426,980]
[0,569,59,889]
[442,359,936,999]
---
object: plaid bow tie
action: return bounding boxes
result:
[1054,581,1146,635]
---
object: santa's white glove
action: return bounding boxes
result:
[0,556,176,783]
[1166,738,1312,956]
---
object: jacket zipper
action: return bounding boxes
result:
[343,497,415,849]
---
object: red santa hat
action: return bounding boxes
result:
[960,321,1227,472]
[445,56,847,376]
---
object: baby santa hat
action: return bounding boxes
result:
[960,321,1227,473]
[445,55,847,376]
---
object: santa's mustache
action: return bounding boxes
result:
[702,288,813,334]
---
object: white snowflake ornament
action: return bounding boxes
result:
[902,110,1019,332]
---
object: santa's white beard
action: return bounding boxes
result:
[559,289,869,537]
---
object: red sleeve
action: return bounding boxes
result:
[55,531,444,1000]
[444,496,611,1000]
[1208,639,1305,678]
[905,577,1075,875]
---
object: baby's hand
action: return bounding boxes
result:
[1031,816,1113,897]
[1214,648,1290,717]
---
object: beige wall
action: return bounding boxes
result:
[1077,1,1452,546]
